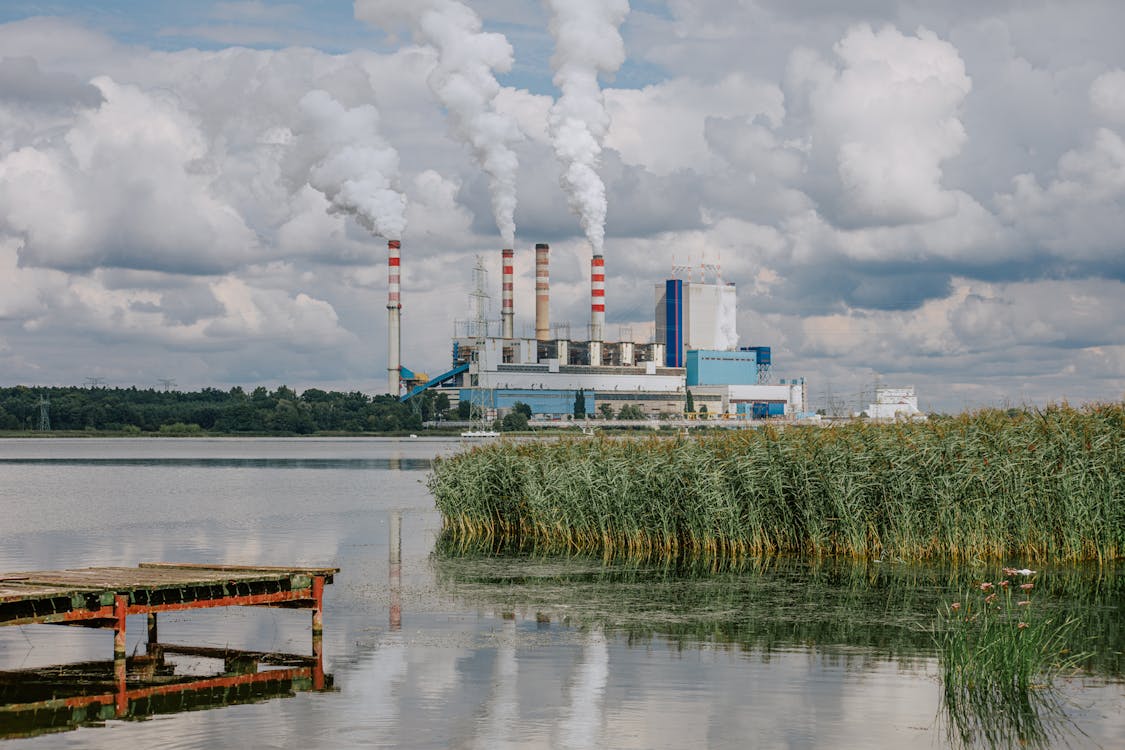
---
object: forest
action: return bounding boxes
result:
[0,385,451,435]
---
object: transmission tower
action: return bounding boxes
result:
[84,377,106,389]
[157,378,177,392]
[468,256,494,428]
[38,396,50,431]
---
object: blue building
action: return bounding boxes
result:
[686,349,758,386]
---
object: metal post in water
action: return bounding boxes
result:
[390,511,402,631]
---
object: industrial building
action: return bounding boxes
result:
[386,241,807,421]
[862,387,925,421]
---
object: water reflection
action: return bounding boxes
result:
[559,628,607,750]
[432,552,1125,675]
[389,511,402,631]
[0,646,331,740]
[941,677,1079,750]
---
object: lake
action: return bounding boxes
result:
[0,437,1121,748]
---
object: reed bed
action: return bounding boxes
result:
[429,404,1125,562]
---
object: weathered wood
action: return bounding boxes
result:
[0,563,338,632]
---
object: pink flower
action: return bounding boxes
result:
[985,593,997,604]
[1002,567,1018,576]
[1020,583,1034,591]
[951,602,962,611]
[979,582,995,592]
[1018,600,1031,606]
[1017,622,1029,629]
[999,580,1010,588]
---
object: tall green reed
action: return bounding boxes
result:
[430,404,1125,562]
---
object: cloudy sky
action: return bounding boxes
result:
[1,0,1123,412]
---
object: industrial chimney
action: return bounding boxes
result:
[501,248,514,339]
[535,243,550,341]
[591,253,605,342]
[387,240,401,396]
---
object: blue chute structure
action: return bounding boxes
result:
[399,363,469,402]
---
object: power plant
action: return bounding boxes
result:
[392,242,808,421]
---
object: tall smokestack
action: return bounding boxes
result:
[387,240,401,396]
[591,254,605,342]
[501,248,514,339]
[535,243,550,341]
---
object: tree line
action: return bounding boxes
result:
[0,385,452,434]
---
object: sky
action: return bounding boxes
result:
[0,0,1123,413]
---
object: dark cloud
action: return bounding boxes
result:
[0,56,103,108]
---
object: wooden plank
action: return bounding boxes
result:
[7,568,295,590]
[1,563,336,629]
[139,562,340,575]
[0,584,93,604]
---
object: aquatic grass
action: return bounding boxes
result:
[935,568,1091,748]
[430,403,1125,563]
[936,570,1086,695]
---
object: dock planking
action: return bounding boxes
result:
[0,563,339,658]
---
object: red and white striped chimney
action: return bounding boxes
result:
[535,243,549,341]
[591,253,605,342]
[501,248,514,339]
[387,240,401,396]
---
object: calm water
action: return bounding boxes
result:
[0,438,1121,748]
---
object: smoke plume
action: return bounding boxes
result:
[355,0,522,246]
[289,89,407,240]
[545,0,629,254]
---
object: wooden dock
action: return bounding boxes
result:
[0,563,338,659]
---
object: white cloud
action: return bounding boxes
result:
[792,24,972,226]
[996,127,1125,261]
[1091,69,1125,124]
[606,74,785,176]
[0,77,261,274]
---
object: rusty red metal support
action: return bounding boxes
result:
[1,564,338,667]
[312,633,325,691]
[114,655,128,718]
[113,594,127,660]
[311,575,325,636]
[50,666,314,712]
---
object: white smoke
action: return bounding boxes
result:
[355,0,522,246]
[545,0,630,254]
[289,89,407,240]
[717,285,739,350]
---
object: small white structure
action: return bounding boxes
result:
[865,387,924,421]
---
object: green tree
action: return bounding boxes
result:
[685,389,695,414]
[458,399,472,419]
[598,403,615,419]
[501,411,528,431]
[617,404,645,420]
[573,391,586,418]
[698,404,709,420]
[512,401,532,419]
[418,390,436,422]
[273,385,298,402]
[434,392,450,420]
[301,388,330,403]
